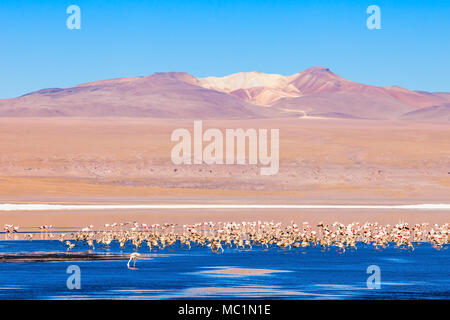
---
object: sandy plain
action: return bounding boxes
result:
[0,117,448,229]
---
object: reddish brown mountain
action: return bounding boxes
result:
[0,72,276,119]
[269,67,448,120]
[400,103,450,121]
[0,67,448,120]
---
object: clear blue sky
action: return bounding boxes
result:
[0,0,449,98]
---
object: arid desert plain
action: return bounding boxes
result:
[0,117,449,230]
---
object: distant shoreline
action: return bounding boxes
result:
[1,203,450,211]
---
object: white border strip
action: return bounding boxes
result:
[0,203,449,211]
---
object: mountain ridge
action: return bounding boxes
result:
[1,67,449,120]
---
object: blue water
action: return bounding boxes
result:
[0,241,449,299]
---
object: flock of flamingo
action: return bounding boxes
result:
[3,221,449,255]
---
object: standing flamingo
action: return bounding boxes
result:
[127,252,141,268]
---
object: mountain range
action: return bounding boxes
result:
[1,67,449,120]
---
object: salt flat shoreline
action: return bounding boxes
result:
[1,203,450,211]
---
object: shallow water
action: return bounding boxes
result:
[0,241,449,299]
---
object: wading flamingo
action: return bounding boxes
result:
[127,252,141,268]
